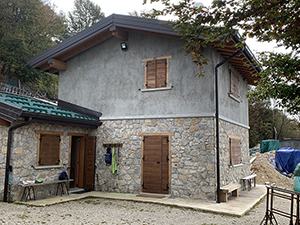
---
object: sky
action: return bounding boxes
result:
[49,0,286,57]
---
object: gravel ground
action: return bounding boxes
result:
[0,197,293,225]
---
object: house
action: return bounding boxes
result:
[4,14,260,201]
[0,92,102,201]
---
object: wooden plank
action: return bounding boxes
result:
[78,137,85,188]
[0,118,10,127]
[56,29,112,62]
[48,58,67,71]
[84,136,96,190]
[221,184,241,192]
[111,28,128,41]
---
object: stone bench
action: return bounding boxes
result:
[241,174,257,191]
[19,179,73,202]
[220,183,241,202]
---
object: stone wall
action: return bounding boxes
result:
[0,117,250,202]
[0,122,90,202]
[219,120,250,186]
[0,125,8,201]
[93,117,217,200]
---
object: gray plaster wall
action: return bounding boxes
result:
[59,32,249,126]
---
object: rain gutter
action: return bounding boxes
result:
[3,118,32,202]
[215,49,242,203]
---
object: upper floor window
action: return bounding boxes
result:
[36,131,62,166]
[229,69,240,100]
[142,56,171,89]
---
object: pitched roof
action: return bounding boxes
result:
[28,14,260,85]
[0,92,102,128]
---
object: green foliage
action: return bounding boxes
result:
[67,0,105,36]
[144,0,300,113]
[23,73,59,101]
[249,93,300,148]
[251,52,300,114]
[0,0,66,83]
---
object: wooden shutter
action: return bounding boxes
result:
[145,59,167,88]
[156,59,167,88]
[84,136,96,190]
[39,134,60,166]
[230,70,239,98]
[229,137,242,165]
[146,60,156,88]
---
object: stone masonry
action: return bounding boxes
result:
[93,117,217,200]
[93,117,250,200]
[0,122,91,201]
[0,117,250,202]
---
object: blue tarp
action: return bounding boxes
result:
[275,148,300,175]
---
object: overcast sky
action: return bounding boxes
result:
[49,0,286,56]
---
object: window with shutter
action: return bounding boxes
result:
[229,69,239,99]
[142,56,171,89]
[229,136,242,166]
[37,132,62,166]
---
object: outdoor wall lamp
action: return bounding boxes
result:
[120,42,128,51]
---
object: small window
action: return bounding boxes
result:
[229,69,239,99]
[37,133,61,166]
[142,56,171,89]
[229,136,242,165]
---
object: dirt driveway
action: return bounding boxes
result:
[0,196,294,225]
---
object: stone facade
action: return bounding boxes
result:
[93,117,250,201]
[94,117,216,200]
[219,120,251,186]
[0,122,91,201]
[0,117,250,202]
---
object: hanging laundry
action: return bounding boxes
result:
[110,147,117,175]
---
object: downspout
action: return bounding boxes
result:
[3,118,32,202]
[215,49,242,203]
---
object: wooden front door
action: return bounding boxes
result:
[70,136,96,190]
[142,135,169,194]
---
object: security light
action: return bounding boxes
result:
[120,42,128,51]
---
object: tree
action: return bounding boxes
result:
[249,94,300,148]
[0,0,66,84]
[67,0,105,36]
[144,0,300,114]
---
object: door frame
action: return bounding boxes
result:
[139,132,173,194]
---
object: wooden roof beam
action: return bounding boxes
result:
[48,58,67,71]
[39,63,51,72]
[110,26,128,41]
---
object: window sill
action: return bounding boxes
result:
[140,86,173,92]
[228,163,243,168]
[34,165,63,170]
[228,93,241,103]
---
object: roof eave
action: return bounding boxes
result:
[20,112,102,128]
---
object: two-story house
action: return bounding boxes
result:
[1,14,260,202]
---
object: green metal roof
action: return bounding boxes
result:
[0,92,98,122]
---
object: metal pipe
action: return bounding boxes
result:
[215,49,242,203]
[3,118,32,202]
